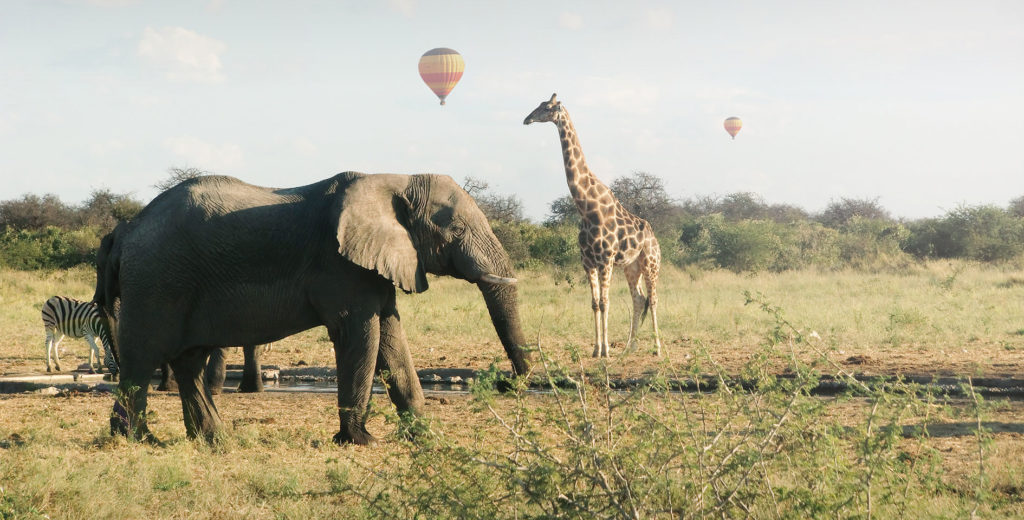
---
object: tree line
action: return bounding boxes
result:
[3,169,1024,272]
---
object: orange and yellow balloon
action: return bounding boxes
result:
[418,48,465,106]
[723,117,743,140]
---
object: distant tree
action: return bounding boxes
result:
[816,197,891,228]
[0,194,77,231]
[79,189,144,230]
[609,171,678,230]
[544,195,580,227]
[678,194,721,218]
[1009,195,1024,218]
[763,203,809,223]
[717,192,768,221]
[154,166,211,192]
[461,176,525,224]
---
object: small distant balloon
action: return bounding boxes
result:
[418,48,465,106]
[723,117,742,140]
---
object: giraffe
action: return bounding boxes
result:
[524,93,663,357]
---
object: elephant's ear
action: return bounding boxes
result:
[334,175,429,293]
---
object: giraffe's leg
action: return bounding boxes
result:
[623,261,646,353]
[644,257,663,356]
[587,267,603,358]
[598,265,614,358]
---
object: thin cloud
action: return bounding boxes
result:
[164,136,243,171]
[644,7,673,30]
[138,26,226,83]
[389,0,416,17]
[559,12,583,30]
[575,77,660,114]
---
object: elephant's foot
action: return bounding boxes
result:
[237,378,264,393]
[333,426,377,446]
[109,402,160,444]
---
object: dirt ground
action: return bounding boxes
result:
[3,336,1022,389]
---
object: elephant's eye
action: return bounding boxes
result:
[451,222,467,238]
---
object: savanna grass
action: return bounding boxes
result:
[1,264,1023,518]
[328,293,1019,519]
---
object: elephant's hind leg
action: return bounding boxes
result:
[205,348,228,395]
[171,347,225,443]
[237,345,264,393]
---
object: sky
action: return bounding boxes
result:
[2,0,1023,222]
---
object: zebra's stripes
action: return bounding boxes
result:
[41,296,118,375]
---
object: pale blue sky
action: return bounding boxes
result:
[2,0,1022,221]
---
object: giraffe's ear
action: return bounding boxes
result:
[549,93,557,103]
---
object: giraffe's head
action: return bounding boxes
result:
[523,93,565,125]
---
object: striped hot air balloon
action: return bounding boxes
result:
[723,117,742,140]
[418,48,465,106]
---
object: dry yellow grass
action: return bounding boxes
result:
[4,261,1023,379]
[1,264,1023,518]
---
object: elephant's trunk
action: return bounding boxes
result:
[478,280,531,376]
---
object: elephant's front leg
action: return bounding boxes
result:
[110,349,159,442]
[333,313,381,446]
[377,301,425,418]
[170,347,225,443]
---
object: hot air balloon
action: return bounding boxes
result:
[418,47,465,106]
[723,117,742,140]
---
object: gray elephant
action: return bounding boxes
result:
[94,172,531,445]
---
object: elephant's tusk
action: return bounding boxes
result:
[480,273,517,285]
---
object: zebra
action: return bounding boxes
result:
[41,296,118,375]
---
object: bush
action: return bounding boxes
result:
[528,225,578,268]
[903,205,1024,262]
[679,215,804,272]
[835,217,914,271]
[0,226,101,270]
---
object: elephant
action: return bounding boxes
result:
[159,344,267,394]
[94,172,531,445]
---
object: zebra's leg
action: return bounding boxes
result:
[52,333,64,372]
[45,329,56,372]
[84,334,101,374]
[238,345,264,393]
[205,348,227,395]
[171,347,224,443]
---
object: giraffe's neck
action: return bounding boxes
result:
[554,112,610,213]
